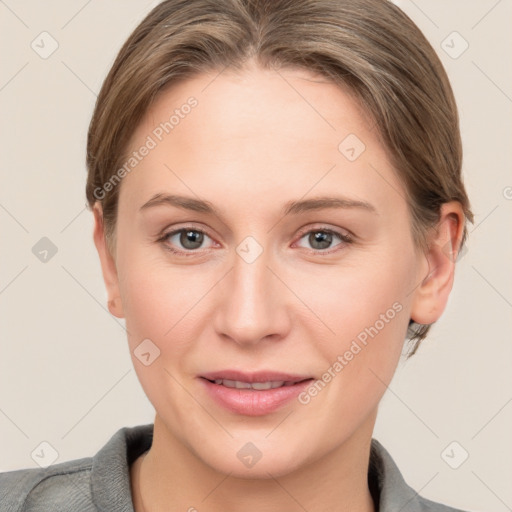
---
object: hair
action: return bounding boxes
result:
[85,0,473,356]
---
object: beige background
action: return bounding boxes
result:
[1,1,511,510]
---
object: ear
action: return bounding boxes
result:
[92,202,125,318]
[410,201,465,325]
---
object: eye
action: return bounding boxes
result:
[157,225,353,257]
[159,227,215,255]
[294,227,352,254]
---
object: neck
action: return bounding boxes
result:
[131,412,377,512]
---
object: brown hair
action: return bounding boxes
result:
[85,0,473,355]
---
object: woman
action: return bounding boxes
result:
[0,0,474,510]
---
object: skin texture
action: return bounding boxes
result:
[93,60,464,512]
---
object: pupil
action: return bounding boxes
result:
[311,231,331,249]
[181,230,203,249]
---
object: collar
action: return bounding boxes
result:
[90,423,434,512]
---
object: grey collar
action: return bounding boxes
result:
[91,423,460,512]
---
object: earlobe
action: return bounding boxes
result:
[92,203,125,319]
[410,202,465,325]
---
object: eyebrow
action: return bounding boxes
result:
[139,193,377,216]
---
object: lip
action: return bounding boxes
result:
[198,370,314,416]
[200,370,311,383]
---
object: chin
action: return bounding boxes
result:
[188,432,316,480]
[210,450,307,480]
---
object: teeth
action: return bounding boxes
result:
[212,379,287,390]
[249,382,270,390]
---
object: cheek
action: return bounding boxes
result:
[116,256,213,415]
[117,250,216,353]
[293,245,415,396]
[299,252,413,345]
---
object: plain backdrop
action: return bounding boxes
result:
[0,1,511,511]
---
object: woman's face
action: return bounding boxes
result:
[101,63,430,477]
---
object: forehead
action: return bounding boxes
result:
[119,64,405,216]
[140,64,373,152]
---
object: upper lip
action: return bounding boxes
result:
[200,370,313,384]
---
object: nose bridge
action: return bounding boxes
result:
[214,237,289,345]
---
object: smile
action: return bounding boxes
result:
[207,379,300,390]
[198,371,315,416]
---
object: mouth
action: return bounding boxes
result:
[201,377,312,390]
[198,370,315,416]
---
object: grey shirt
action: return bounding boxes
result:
[0,423,469,511]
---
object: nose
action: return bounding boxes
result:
[213,243,292,347]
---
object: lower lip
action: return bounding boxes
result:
[199,378,314,416]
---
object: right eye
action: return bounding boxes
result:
[158,227,216,256]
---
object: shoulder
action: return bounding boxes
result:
[0,456,95,511]
[415,493,470,512]
[369,438,472,512]
[0,423,153,512]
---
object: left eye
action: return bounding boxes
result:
[295,229,351,252]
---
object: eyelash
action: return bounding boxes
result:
[157,225,353,257]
